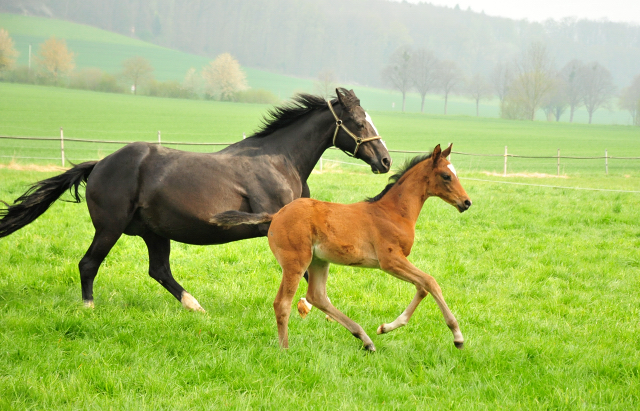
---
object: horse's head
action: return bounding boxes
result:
[332,88,391,174]
[426,144,472,213]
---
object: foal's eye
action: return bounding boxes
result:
[442,173,452,181]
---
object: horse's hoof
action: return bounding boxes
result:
[363,343,376,352]
[297,298,311,319]
[454,341,464,350]
[376,324,386,334]
[181,292,205,312]
[83,300,95,309]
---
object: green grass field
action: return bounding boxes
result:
[1,165,639,409]
[1,82,640,177]
[1,13,635,124]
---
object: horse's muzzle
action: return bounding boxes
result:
[371,156,392,174]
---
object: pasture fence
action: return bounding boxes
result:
[1,131,640,178]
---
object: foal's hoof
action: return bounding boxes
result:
[454,341,464,350]
[83,300,95,309]
[297,298,311,319]
[363,343,376,352]
[376,324,386,334]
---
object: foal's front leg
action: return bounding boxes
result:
[378,254,464,349]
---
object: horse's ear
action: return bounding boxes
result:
[336,87,360,111]
[431,144,442,165]
[441,143,452,159]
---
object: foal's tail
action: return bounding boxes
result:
[0,161,98,238]
[210,210,273,228]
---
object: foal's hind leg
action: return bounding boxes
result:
[306,261,376,351]
[142,232,205,312]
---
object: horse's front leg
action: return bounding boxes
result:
[379,253,464,349]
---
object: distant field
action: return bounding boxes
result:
[1,82,639,177]
[1,13,634,124]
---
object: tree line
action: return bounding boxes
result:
[0,29,277,104]
[3,0,639,93]
[382,42,640,125]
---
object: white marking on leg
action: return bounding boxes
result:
[83,300,95,309]
[181,291,205,312]
[300,297,313,311]
[447,163,457,177]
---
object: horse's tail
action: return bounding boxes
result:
[0,161,98,238]
[210,210,273,228]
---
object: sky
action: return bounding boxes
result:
[401,0,640,24]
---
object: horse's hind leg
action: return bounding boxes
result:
[306,261,375,351]
[79,228,122,307]
[142,231,205,312]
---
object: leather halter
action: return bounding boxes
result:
[327,101,382,157]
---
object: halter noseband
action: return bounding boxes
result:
[327,101,382,157]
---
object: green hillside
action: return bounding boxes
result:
[0,13,634,124]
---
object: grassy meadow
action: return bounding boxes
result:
[1,81,640,409]
[1,166,639,409]
[1,82,639,176]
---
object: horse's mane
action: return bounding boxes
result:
[251,94,338,138]
[365,153,432,203]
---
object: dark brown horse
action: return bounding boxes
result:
[0,88,391,311]
[211,144,471,351]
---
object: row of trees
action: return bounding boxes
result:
[0,30,275,104]
[382,42,640,125]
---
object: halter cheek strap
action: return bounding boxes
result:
[327,101,382,157]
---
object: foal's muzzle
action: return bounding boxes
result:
[457,199,472,213]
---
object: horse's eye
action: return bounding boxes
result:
[442,173,452,181]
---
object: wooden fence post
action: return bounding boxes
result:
[503,146,508,177]
[605,149,608,175]
[158,130,161,146]
[557,149,560,176]
[60,127,65,167]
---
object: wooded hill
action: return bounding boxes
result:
[3,0,640,87]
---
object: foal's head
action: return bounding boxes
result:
[424,144,472,212]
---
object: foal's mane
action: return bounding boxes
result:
[251,94,338,138]
[365,153,432,203]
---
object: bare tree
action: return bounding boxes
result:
[506,42,556,120]
[580,62,615,124]
[182,67,202,98]
[436,60,463,115]
[619,74,640,125]
[313,69,338,99]
[541,73,568,121]
[410,48,438,113]
[467,73,492,117]
[560,60,585,123]
[382,46,412,112]
[490,61,512,104]
[0,28,18,72]
[202,53,248,101]
[122,56,154,95]
[36,37,75,79]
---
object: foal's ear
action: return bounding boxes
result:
[431,144,442,165]
[441,143,452,159]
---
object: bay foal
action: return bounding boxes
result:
[211,144,471,351]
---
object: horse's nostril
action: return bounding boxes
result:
[382,157,391,168]
[464,199,472,207]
